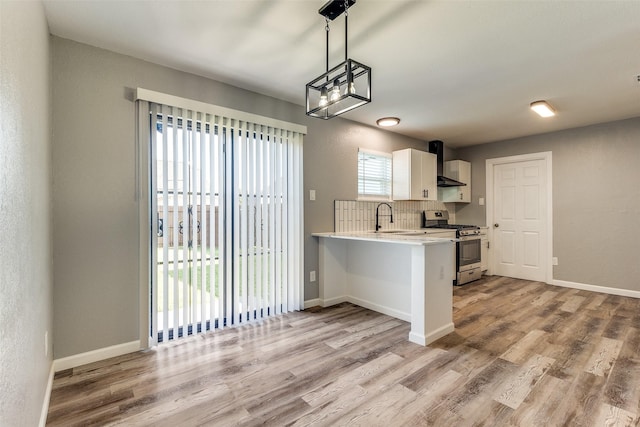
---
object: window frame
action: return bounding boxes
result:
[357,148,393,202]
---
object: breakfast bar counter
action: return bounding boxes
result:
[312,232,456,346]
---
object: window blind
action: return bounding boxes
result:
[358,148,392,200]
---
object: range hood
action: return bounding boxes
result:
[428,140,466,187]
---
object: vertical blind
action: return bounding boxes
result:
[137,89,305,345]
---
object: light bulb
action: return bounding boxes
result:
[319,87,328,107]
[330,79,341,102]
[344,74,356,95]
[344,82,356,95]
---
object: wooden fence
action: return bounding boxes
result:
[157,205,219,248]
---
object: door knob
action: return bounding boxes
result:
[494,223,499,228]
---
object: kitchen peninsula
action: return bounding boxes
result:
[312,232,456,346]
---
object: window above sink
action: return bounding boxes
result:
[357,148,392,201]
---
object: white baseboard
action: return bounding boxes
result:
[409,323,455,347]
[39,362,55,427]
[320,295,349,307]
[426,322,456,344]
[307,296,410,322]
[552,279,640,299]
[347,296,411,322]
[304,298,321,309]
[53,340,141,372]
[408,331,426,346]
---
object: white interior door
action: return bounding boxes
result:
[491,157,549,282]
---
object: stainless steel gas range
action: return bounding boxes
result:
[423,210,482,286]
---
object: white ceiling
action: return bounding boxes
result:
[42,0,640,148]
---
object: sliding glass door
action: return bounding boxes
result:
[144,97,303,345]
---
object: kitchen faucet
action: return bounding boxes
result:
[375,202,394,231]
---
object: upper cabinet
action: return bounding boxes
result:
[439,160,471,203]
[392,148,437,200]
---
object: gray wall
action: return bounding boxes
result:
[0,1,53,425]
[455,118,640,292]
[51,36,433,358]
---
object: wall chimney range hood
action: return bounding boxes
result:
[428,140,466,187]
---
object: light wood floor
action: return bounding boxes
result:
[47,276,640,426]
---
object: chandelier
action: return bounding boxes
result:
[305,0,372,119]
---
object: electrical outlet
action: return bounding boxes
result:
[45,331,48,357]
[310,271,316,282]
[479,197,485,206]
[309,190,316,201]
[552,257,558,266]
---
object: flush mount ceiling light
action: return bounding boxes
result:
[530,100,556,118]
[376,117,400,127]
[306,0,372,119]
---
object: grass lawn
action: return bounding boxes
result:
[156,245,278,313]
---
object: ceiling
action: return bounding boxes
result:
[42,0,640,148]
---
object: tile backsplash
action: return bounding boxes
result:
[334,200,455,232]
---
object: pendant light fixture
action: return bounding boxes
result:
[306,0,372,119]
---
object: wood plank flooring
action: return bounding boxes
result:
[47,276,640,426]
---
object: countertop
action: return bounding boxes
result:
[312,230,457,246]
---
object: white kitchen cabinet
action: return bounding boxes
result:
[439,160,471,203]
[392,148,437,200]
